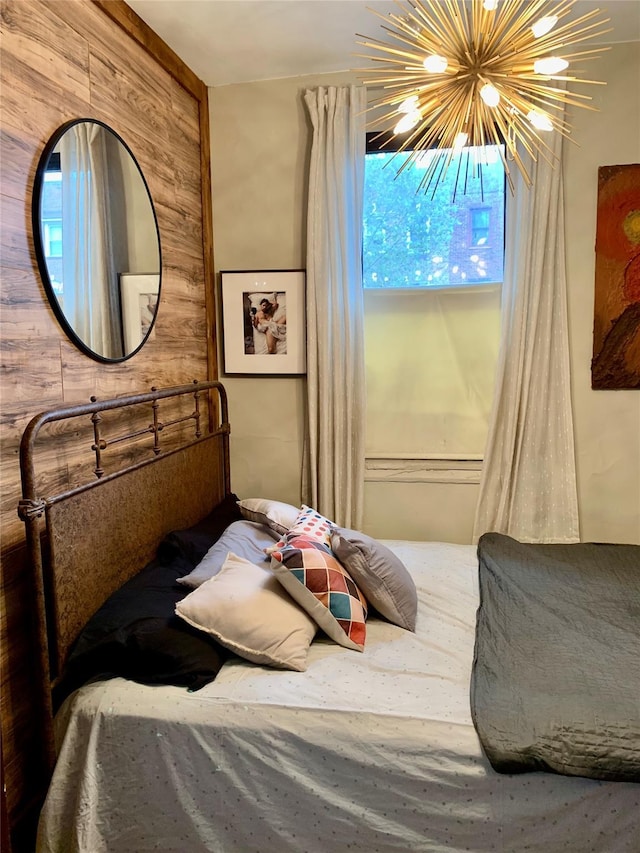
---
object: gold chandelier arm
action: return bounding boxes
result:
[356,0,609,194]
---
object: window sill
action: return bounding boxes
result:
[365,455,483,485]
[363,282,501,295]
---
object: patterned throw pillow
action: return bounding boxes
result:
[270,534,367,651]
[278,504,335,547]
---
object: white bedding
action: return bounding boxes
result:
[37,541,639,853]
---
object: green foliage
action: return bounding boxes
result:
[363,147,505,288]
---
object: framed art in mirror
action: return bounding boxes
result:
[221,270,306,375]
[120,273,160,353]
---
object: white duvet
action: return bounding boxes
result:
[37,541,639,853]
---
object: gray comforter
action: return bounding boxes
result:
[470,533,640,782]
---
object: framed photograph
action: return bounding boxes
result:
[120,273,160,352]
[221,269,306,375]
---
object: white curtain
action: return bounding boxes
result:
[302,85,367,529]
[60,123,123,358]
[473,133,579,544]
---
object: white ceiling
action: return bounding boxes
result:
[126,0,640,87]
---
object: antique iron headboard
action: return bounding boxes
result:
[18,380,231,772]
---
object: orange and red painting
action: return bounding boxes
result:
[591,163,640,390]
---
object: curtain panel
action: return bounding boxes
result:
[60,122,124,359]
[302,85,367,529]
[473,132,580,544]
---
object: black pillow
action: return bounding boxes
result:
[57,495,245,704]
[57,548,233,707]
[157,491,243,567]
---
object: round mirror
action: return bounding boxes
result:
[32,119,162,362]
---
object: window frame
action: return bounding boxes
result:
[470,206,491,249]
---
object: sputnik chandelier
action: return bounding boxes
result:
[356,0,611,193]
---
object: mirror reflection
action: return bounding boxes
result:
[33,119,162,362]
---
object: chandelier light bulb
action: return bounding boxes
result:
[398,94,420,114]
[394,110,422,135]
[480,83,501,107]
[423,54,448,73]
[531,15,558,38]
[357,0,611,193]
[533,57,570,75]
[527,109,554,131]
[453,131,469,152]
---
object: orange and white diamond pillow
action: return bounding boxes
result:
[270,534,367,651]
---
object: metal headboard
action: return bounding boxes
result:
[18,380,231,772]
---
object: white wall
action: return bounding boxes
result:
[209,41,640,545]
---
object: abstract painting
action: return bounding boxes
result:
[591,163,640,390]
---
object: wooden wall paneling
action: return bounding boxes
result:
[199,90,218,396]
[58,348,208,407]
[87,48,174,148]
[0,1,91,102]
[92,0,206,100]
[0,363,64,547]
[0,50,91,146]
[0,546,49,820]
[0,336,63,405]
[1,725,11,853]
[0,268,59,342]
[0,0,216,839]
[0,195,36,274]
[90,0,218,383]
[56,337,206,406]
[92,0,220,389]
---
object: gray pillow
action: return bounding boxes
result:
[177,520,280,589]
[330,527,417,631]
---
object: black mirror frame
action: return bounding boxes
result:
[32,118,162,363]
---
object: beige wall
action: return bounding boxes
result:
[564,41,640,545]
[210,72,354,507]
[209,41,640,545]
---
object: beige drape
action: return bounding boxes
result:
[302,85,367,529]
[473,131,579,544]
[60,123,124,358]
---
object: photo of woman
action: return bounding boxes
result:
[243,291,287,355]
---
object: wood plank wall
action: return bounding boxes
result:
[0,0,216,836]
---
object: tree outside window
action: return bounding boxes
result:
[363,145,505,288]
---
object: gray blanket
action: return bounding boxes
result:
[470,533,640,782]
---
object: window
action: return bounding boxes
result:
[363,139,505,289]
[362,140,505,465]
[43,221,63,257]
[41,154,63,294]
[470,207,490,246]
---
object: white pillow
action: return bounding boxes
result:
[237,498,300,535]
[175,552,317,671]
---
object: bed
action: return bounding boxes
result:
[19,382,639,853]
